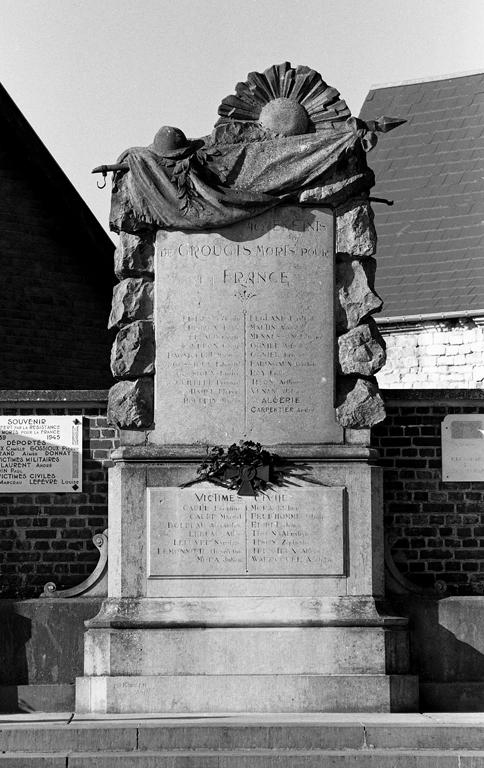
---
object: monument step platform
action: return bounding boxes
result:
[2,749,484,766]
[75,673,418,713]
[83,625,410,676]
[0,713,484,766]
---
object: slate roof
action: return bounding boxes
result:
[0,83,115,388]
[359,72,484,321]
[0,82,114,280]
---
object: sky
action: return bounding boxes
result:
[1,0,483,234]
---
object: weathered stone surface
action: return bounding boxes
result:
[152,206,342,445]
[336,255,383,331]
[336,377,386,427]
[110,321,155,379]
[107,378,153,429]
[108,278,153,329]
[336,199,377,256]
[338,321,386,376]
[76,672,417,713]
[299,155,375,208]
[114,232,154,279]
[148,484,345,577]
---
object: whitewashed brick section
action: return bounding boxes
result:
[377,324,484,388]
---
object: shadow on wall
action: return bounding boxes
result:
[0,598,102,713]
[0,604,30,712]
[393,595,484,711]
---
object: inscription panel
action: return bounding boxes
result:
[153,206,341,445]
[442,414,484,481]
[0,415,82,492]
[147,483,345,577]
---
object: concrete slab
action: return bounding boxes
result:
[1,717,484,766]
[137,723,365,751]
[0,724,137,752]
[425,713,484,724]
[0,757,67,766]
[0,713,71,723]
[67,750,464,767]
[4,711,479,725]
[366,724,484,750]
[72,711,432,723]
[0,683,75,714]
[421,683,484,712]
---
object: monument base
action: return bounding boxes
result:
[76,672,418,714]
[76,597,418,713]
[76,446,418,714]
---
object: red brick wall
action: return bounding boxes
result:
[0,393,117,598]
[373,390,484,596]
[2,390,484,599]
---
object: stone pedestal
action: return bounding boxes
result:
[77,203,417,713]
[76,445,417,713]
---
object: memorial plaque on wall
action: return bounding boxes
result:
[153,205,342,445]
[147,483,345,577]
[442,414,484,481]
[0,416,82,492]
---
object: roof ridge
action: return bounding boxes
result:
[369,69,484,91]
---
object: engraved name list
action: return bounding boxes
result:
[148,484,345,577]
[154,206,340,445]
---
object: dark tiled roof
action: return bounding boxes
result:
[0,82,114,279]
[359,73,484,320]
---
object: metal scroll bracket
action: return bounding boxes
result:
[385,532,446,597]
[41,530,108,599]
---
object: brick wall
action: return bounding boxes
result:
[0,392,116,598]
[378,322,484,389]
[2,390,484,599]
[374,390,484,596]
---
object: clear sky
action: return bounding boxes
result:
[1,0,483,234]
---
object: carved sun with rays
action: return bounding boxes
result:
[216,62,351,137]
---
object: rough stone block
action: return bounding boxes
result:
[336,377,386,428]
[107,378,154,429]
[110,321,155,379]
[108,278,153,329]
[336,256,383,331]
[114,232,154,279]
[336,199,377,257]
[338,321,386,376]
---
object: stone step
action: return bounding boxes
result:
[0,713,484,756]
[1,750,484,767]
[3,720,484,752]
[1,715,484,766]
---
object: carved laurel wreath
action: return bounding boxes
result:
[169,146,226,214]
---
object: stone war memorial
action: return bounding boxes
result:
[79,62,417,713]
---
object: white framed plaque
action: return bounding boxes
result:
[442,414,484,481]
[0,415,83,492]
